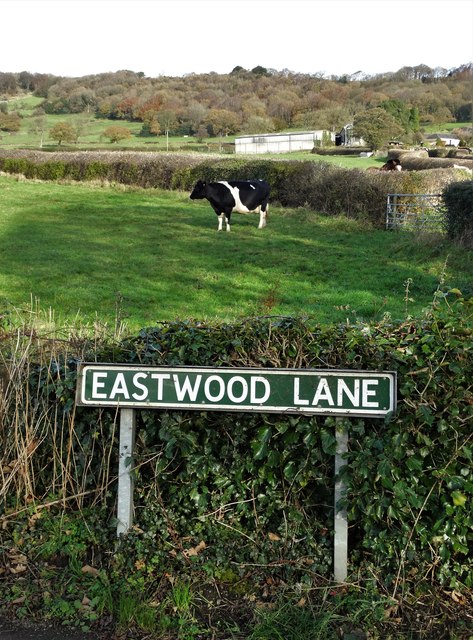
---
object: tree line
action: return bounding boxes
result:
[0,63,472,145]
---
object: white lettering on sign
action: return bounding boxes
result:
[173,374,202,401]
[204,375,225,402]
[293,378,309,405]
[132,372,148,401]
[362,379,379,407]
[251,376,270,404]
[87,372,275,405]
[337,379,360,406]
[151,373,171,400]
[227,376,248,403]
[81,367,391,415]
[92,372,108,399]
[312,378,334,405]
[110,373,130,399]
[292,377,380,409]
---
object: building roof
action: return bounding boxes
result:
[425,133,461,140]
[235,130,326,140]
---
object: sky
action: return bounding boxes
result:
[2,0,472,78]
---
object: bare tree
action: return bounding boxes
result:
[157,109,178,150]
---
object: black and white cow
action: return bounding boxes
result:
[380,158,402,171]
[189,179,270,231]
[366,158,402,173]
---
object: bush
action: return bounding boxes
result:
[312,146,372,156]
[443,180,473,246]
[2,157,29,175]
[429,147,449,157]
[37,160,66,180]
[0,112,22,132]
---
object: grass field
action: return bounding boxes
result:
[0,175,471,333]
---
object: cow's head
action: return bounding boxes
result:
[381,158,402,172]
[190,180,207,199]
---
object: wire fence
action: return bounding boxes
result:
[386,193,447,233]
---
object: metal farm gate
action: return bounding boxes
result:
[386,193,447,232]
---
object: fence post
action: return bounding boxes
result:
[117,408,136,536]
[334,418,348,582]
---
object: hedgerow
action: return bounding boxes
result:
[0,149,463,227]
[443,180,473,247]
[0,150,205,190]
[0,294,471,600]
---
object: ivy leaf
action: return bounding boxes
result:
[303,430,317,447]
[320,428,336,455]
[252,426,272,460]
[284,460,297,480]
[452,540,469,554]
[406,456,423,472]
[451,490,467,507]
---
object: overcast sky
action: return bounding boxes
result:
[2,0,472,78]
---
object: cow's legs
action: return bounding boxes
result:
[217,212,231,231]
[258,205,268,229]
[217,214,231,232]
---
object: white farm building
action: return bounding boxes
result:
[235,130,334,154]
[425,133,461,147]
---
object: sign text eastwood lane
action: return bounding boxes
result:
[77,364,396,417]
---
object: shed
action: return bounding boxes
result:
[335,124,366,147]
[425,133,461,147]
[235,130,333,154]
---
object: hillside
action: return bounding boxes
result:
[0,63,472,145]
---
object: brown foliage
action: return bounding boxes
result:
[6,65,473,138]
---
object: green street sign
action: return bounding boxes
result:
[76,364,396,417]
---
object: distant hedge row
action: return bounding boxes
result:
[396,150,473,171]
[0,149,464,227]
[0,150,204,190]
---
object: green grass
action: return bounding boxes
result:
[0,99,215,152]
[0,111,145,150]
[0,175,471,332]
[4,95,44,115]
[421,121,471,134]
[271,152,388,169]
[247,593,386,640]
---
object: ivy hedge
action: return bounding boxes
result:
[443,180,473,247]
[0,293,471,598]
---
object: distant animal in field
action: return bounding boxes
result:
[190,179,270,231]
[366,158,402,173]
[380,158,402,171]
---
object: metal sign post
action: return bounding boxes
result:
[117,408,136,535]
[76,364,396,582]
[334,418,349,582]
